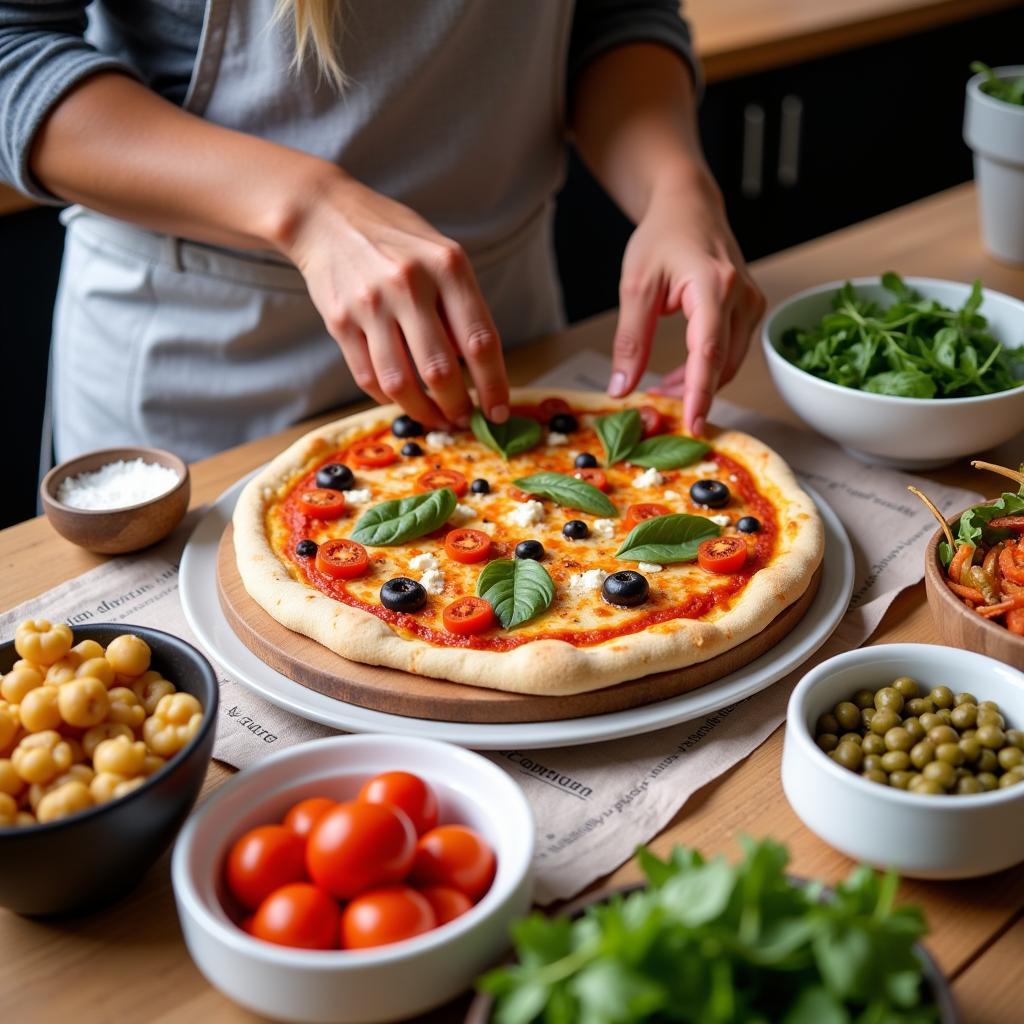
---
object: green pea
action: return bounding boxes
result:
[874,686,904,713]
[905,697,933,717]
[979,700,1000,712]
[935,742,965,767]
[910,740,935,770]
[833,742,863,771]
[960,728,978,741]
[892,676,920,699]
[923,760,956,789]
[839,732,863,745]
[977,709,1006,730]
[862,733,886,756]
[909,776,944,795]
[919,712,943,732]
[884,727,913,752]
[835,701,861,731]
[955,776,983,795]
[881,750,910,773]
[936,708,953,725]
[977,724,1006,750]
[852,688,876,710]
[927,725,959,747]
[998,747,1023,771]
[955,692,977,706]
[870,709,901,736]
[861,708,876,729]
[930,686,955,709]
[977,749,999,774]
[1005,728,1024,750]
[816,733,839,753]
[951,703,977,730]
[863,768,889,785]
[902,717,926,742]
[889,770,915,790]
[816,712,840,735]
[998,767,1024,789]
[863,754,884,773]
[977,771,999,791]
[959,736,982,763]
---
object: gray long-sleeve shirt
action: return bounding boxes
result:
[0,1,696,202]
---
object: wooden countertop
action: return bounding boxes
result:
[2,183,1023,1022]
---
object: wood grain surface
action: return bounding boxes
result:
[217,524,821,724]
[1,185,1023,1023]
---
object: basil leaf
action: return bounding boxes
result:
[626,435,710,470]
[615,513,720,564]
[470,408,541,459]
[512,471,617,517]
[595,409,642,466]
[477,558,554,629]
[350,487,457,546]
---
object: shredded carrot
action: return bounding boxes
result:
[977,595,1024,618]
[948,544,976,585]
[983,542,1004,576]
[1008,608,1024,635]
[999,545,1024,586]
[947,581,984,603]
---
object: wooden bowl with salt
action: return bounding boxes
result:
[40,446,190,554]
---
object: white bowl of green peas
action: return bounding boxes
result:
[783,643,1024,879]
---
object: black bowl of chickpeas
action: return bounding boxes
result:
[783,643,1024,879]
[0,621,217,915]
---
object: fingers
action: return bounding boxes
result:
[399,305,474,427]
[328,320,390,406]
[608,276,664,398]
[719,277,765,387]
[435,244,509,423]
[680,275,730,437]
[365,317,447,428]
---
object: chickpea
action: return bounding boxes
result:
[0,701,19,752]
[14,620,73,667]
[75,657,115,689]
[82,722,134,758]
[1,665,43,704]
[36,780,92,823]
[58,677,110,729]
[90,772,130,804]
[105,634,151,678]
[11,731,73,785]
[0,791,18,825]
[106,687,145,729]
[143,693,202,757]
[28,764,95,810]
[45,653,82,685]
[0,721,24,758]
[71,639,105,661]
[113,776,146,799]
[132,673,176,716]
[94,736,147,777]
[930,686,955,710]
[141,754,165,776]
[19,685,61,732]
[0,758,24,797]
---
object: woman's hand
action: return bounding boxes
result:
[607,169,765,437]
[281,171,510,429]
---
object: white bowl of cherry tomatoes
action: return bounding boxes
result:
[170,735,534,1024]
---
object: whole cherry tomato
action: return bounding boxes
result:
[306,801,416,899]
[226,824,307,910]
[418,885,472,926]
[697,536,748,574]
[340,885,436,950]
[411,825,496,901]
[250,882,340,950]
[358,771,439,836]
[283,796,336,839]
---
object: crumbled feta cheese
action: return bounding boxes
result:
[449,502,476,525]
[345,487,372,505]
[693,461,718,476]
[709,514,731,527]
[547,431,569,446]
[729,474,739,483]
[592,518,616,540]
[633,467,665,488]
[662,490,680,501]
[419,567,446,594]
[393,464,420,477]
[508,500,545,528]
[568,568,608,594]
[425,431,455,450]
[410,552,438,573]
[638,561,664,573]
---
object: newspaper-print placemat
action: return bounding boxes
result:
[1,351,981,903]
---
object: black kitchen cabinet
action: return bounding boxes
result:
[556,3,1024,322]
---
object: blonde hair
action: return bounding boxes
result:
[275,0,346,87]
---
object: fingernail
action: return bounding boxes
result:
[490,404,509,423]
[609,371,627,397]
[692,416,706,437]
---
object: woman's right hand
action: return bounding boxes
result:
[279,170,510,429]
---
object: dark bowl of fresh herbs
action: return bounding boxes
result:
[466,838,957,1024]
[763,274,1024,470]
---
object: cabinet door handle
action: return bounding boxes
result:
[741,103,765,199]
[777,94,803,187]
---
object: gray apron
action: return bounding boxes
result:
[52,1,572,462]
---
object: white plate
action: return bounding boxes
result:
[180,479,854,749]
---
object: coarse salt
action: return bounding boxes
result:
[57,458,180,511]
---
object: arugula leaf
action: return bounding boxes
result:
[625,434,710,469]
[470,408,541,460]
[939,483,1024,565]
[863,369,937,398]
[349,488,456,546]
[595,409,643,465]
[615,513,720,564]
[513,471,618,517]
[477,558,554,629]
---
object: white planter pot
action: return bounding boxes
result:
[964,65,1024,265]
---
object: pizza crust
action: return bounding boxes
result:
[233,390,824,696]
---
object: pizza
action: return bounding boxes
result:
[233,389,823,696]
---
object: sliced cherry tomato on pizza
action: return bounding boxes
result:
[315,539,370,579]
[351,442,397,468]
[638,405,664,438]
[539,397,572,419]
[697,536,748,574]
[417,468,468,497]
[509,487,538,502]
[442,596,495,635]
[625,503,670,530]
[445,528,492,564]
[574,467,609,492]
[297,488,347,520]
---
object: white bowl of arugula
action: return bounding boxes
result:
[467,837,957,1024]
[763,274,1024,470]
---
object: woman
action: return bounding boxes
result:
[0,1,763,461]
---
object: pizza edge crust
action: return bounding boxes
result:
[233,389,824,696]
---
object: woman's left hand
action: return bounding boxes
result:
[606,169,765,437]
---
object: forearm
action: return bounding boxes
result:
[29,71,336,251]
[570,42,715,223]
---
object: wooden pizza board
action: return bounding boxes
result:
[217,525,821,724]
